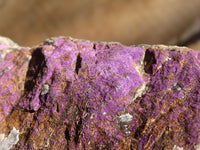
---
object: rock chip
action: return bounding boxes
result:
[0,36,199,149]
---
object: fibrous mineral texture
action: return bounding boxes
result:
[0,36,199,150]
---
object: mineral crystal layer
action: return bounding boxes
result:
[0,36,199,150]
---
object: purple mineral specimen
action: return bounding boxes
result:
[0,37,199,149]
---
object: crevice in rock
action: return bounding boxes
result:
[65,127,71,150]
[39,94,48,107]
[51,70,56,84]
[24,48,47,93]
[143,49,156,74]
[93,43,96,50]
[74,117,82,146]
[75,53,82,75]
[130,140,139,150]
[64,81,71,93]
[105,44,110,49]
[56,103,60,113]
[73,106,83,146]
[64,129,70,139]
[134,114,147,139]
[23,108,35,113]
[24,129,31,143]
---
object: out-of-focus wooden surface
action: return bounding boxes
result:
[0,0,200,48]
[189,40,200,51]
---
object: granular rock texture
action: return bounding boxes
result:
[0,36,199,149]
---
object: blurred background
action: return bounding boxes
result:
[0,0,200,50]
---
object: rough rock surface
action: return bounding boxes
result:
[0,36,199,149]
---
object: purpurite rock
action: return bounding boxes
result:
[0,36,199,150]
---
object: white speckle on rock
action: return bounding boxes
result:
[125,131,131,134]
[157,54,171,70]
[40,83,50,95]
[115,86,121,92]
[125,75,130,80]
[43,37,55,45]
[90,113,94,119]
[173,83,182,91]
[0,127,20,150]
[124,125,128,128]
[195,145,200,150]
[176,84,182,91]
[132,82,147,102]
[163,56,171,63]
[0,49,12,61]
[0,36,19,48]
[0,133,4,141]
[119,113,133,123]
[0,36,20,61]
[172,145,184,150]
